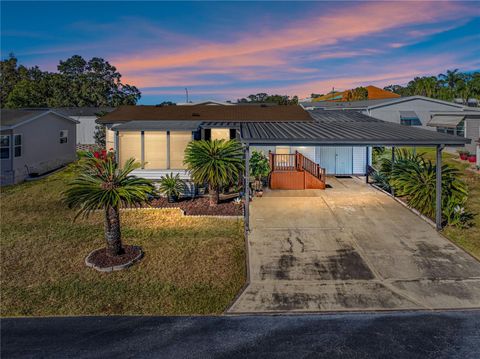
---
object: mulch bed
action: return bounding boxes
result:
[86,245,143,270]
[149,196,243,216]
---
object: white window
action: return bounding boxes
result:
[60,130,68,144]
[0,135,10,159]
[13,134,22,157]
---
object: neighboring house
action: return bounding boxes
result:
[300,98,397,110]
[97,105,468,183]
[427,111,480,154]
[310,85,400,103]
[177,100,233,106]
[0,109,79,185]
[362,96,479,128]
[54,107,115,147]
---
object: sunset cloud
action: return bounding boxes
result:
[2,1,479,103]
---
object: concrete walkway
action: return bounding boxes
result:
[228,177,480,313]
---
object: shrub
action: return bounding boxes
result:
[250,151,270,180]
[184,139,244,206]
[378,152,470,226]
[158,173,186,202]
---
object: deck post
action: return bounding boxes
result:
[436,145,444,230]
[391,146,395,197]
[244,144,250,232]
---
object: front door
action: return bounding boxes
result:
[317,146,353,175]
[335,147,353,175]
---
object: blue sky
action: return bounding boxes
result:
[2,1,480,104]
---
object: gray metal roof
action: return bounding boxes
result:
[112,120,202,131]
[300,98,397,110]
[240,110,470,146]
[1,109,79,130]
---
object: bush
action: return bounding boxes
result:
[158,173,186,202]
[375,151,470,227]
[250,150,270,180]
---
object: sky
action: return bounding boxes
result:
[2,1,480,104]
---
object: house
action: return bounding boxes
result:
[0,109,79,185]
[54,107,115,148]
[98,104,468,229]
[309,85,400,103]
[427,111,480,154]
[303,96,480,151]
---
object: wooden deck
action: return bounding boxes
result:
[269,152,326,190]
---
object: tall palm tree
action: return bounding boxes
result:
[439,69,461,89]
[184,139,244,206]
[63,153,155,256]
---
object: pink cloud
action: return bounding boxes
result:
[112,1,473,89]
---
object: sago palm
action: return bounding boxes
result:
[63,154,155,256]
[390,157,467,219]
[184,139,244,206]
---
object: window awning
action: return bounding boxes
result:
[111,121,202,131]
[399,110,419,119]
[428,115,465,128]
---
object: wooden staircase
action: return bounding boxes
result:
[268,151,326,190]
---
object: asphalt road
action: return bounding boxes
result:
[2,311,480,359]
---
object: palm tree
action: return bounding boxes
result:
[439,69,461,89]
[63,153,155,256]
[184,139,244,206]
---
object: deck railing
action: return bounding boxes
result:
[269,151,326,183]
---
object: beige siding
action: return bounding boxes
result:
[143,131,167,169]
[118,132,141,166]
[211,128,230,141]
[170,131,191,169]
[105,128,115,151]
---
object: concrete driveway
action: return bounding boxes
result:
[228,177,480,313]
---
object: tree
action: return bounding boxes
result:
[438,69,461,89]
[250,151,270,180]
[1,54,141,108]
[184,140,244,206]
[63,152,155,256]
[343,87,368,101]
[237,93,299,105]
[384,69,480,104]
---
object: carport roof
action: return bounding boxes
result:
[240,110,470,146]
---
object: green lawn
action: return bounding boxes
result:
[374,147,480,260]
[0,164,246,316]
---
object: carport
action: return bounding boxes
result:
[241,110,470,231]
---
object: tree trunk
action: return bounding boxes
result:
[216,187,220,204]
[208,185,216,207]
[104,206,124,256]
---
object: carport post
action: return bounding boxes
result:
[391,146,395,197]
[365,147,370,183]
[436,145,444,231]
[244,144,250,232]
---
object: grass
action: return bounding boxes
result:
[0,164,246,316]
[373,147,480,260]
